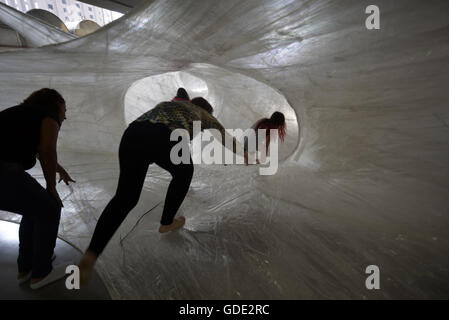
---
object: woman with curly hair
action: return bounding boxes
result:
[0,88,75,289]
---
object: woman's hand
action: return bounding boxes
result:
[57,165,76,185]
[47,186,63,208]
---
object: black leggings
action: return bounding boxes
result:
[87,122,193,256]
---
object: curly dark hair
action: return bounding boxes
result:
[22,88,65,115]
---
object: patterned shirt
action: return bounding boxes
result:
[134,101,227,141]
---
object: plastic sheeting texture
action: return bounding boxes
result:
[0,0,449,299]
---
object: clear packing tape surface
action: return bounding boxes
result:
[0,0,449,299]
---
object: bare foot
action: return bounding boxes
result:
[78,250,97,285]
[159,217,186,233]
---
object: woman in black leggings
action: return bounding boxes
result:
[79,97,245,283]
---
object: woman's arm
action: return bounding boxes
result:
[56,163,76,185]
[35,156,75,185]
[266,131,271,154]
[39,117,63,207]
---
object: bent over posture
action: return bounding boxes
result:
[79,97,245,283]
[0,88,75,289]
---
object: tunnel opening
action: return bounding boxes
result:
[124,64,300,161]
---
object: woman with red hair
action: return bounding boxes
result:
[245,111,287,163]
